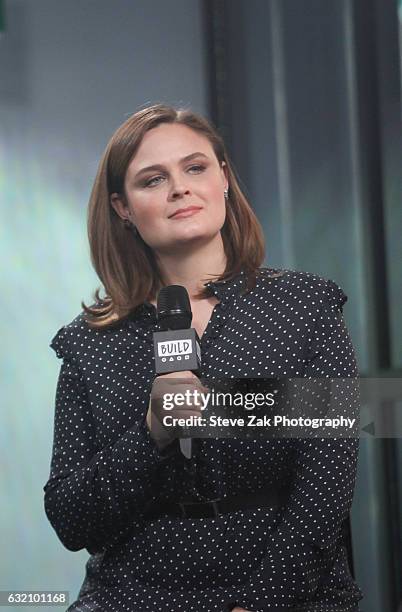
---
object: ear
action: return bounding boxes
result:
[110,192,129,221]
[220,161,229,191]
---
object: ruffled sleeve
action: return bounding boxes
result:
[44,323,182,555]
[326,278,347,310]
[50,326,70,360]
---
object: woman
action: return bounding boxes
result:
[44,104,363,611]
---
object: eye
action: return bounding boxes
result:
[144,175,164,187]
[188,164,206,173]
[143,164,207,188]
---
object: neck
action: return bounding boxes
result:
[154,234,227,300]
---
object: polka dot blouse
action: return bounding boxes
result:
[43,268,363,611]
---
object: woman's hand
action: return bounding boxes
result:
[231,607,252,612]
[146,371,208,451]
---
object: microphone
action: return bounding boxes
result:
[153,285,202,459]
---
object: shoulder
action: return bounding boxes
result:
[49,309,126,362]
[254,267,348,312]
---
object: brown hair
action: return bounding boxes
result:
[83,103,266,328]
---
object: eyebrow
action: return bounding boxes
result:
[134,152,210,178]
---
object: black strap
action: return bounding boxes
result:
[144,487,290,520]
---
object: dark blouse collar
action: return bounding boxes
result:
[202,269,248,302]
[131,269,249,322]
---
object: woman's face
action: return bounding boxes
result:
[111,123,228,254]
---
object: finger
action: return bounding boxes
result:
[157,371,196,381]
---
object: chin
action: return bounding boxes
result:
[175,233,210,245]
[168,230,219,249]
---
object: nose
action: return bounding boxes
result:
[168,173,191,200]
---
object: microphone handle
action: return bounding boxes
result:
[179,364,199,459]
[153,327,200,460]
[179,437,192,459]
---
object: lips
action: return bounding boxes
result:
[169,206,202,218]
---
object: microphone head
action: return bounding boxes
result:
[157,285,193,330]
